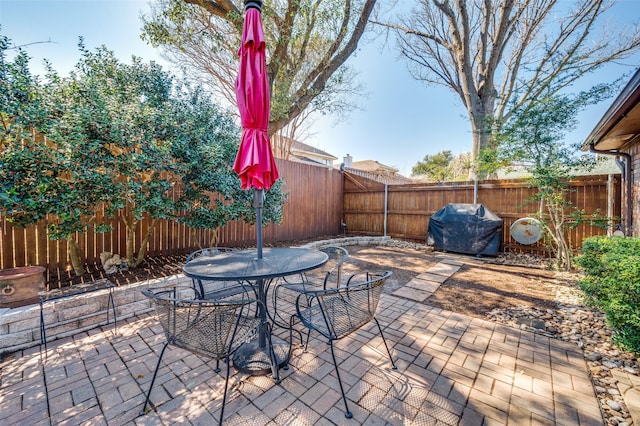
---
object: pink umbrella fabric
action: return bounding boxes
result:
[233,4,279,190]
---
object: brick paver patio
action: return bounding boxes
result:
[0,259,604,425]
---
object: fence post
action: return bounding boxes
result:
[384,184,388,237]
[473,179,478,204]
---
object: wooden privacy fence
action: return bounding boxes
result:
[0,164,621,272]
[343,173,621,254]
[0,159,343,271]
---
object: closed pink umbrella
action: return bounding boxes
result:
[233,0,278,260]
[232,0,279,374]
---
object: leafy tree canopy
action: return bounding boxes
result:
[169,79,287,247]
[1,35,287,273]
[411,150,453,182]
[487,83,617,269]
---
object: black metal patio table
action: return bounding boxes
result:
[182,247,328,376]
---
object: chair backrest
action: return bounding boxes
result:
[142,286,260,360]
[303,270,392,340]
[185,248,245,299]
[318,246,349,288]
[186,247,237,263]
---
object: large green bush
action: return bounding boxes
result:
[1,35,286,274]
[577,236,640,353]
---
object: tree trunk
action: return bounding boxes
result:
[124,211,137,268]
[469,108,494,180]
[208,227,220,248]
[188,227,220,250]
[67,237,85,276]
[132,218,157,268]
[190,228,202,250]
[470,123,482,180]
[541,196,573,271]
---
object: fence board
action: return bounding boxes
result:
[1,164,620,273]
[1,223,12,270]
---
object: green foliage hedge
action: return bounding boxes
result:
[577,236,640,354]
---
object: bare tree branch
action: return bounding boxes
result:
[142,0,375,145]
[7,40,56,50]
[373,0,640,178]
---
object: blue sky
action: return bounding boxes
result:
[1,0,639,176]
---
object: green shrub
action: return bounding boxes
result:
[576,236,640,353]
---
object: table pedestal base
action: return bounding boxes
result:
[233,337,289,376]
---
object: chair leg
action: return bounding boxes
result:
[270,285,288,328]
[286,314,308,365]
[303,329,311,351]
[219,355,231,426]
[140,341,170,415]
[271,285,305,334]
[287,316,296,362]
[328,341,353,419]
[373,317,397,370]
[288,314,302,346]
[286,313,305,347]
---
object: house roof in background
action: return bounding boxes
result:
[289,154,327,166]
[290,140,337,161]
[349,160,399,173]
[340,159,414,184]
[496,156,622,179]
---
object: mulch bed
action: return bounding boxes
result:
[46,254,187,290]
[45,235,349,290]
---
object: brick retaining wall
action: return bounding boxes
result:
[0,275,190,355]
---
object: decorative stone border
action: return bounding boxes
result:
[299,235,391,248]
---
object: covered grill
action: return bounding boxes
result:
[426,203,503,256]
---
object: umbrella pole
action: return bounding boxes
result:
[253,188,264,259]
[253,188,266,349]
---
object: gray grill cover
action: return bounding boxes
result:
[426,203,503,256]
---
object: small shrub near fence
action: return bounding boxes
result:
[577,236,640,354]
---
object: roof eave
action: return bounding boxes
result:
[290,149,338,161]
[581,68,640,151]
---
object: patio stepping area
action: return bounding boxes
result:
[392,255,464,302]
[0,254,606,425]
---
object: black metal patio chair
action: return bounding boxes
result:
[270,246,349,329]
[282,245,349,290]
[288,270,397,418]
[185,246,238,263]
[140,286,275,425]
[185,247,253,300]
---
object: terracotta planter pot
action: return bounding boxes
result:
[0,266,46,308]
